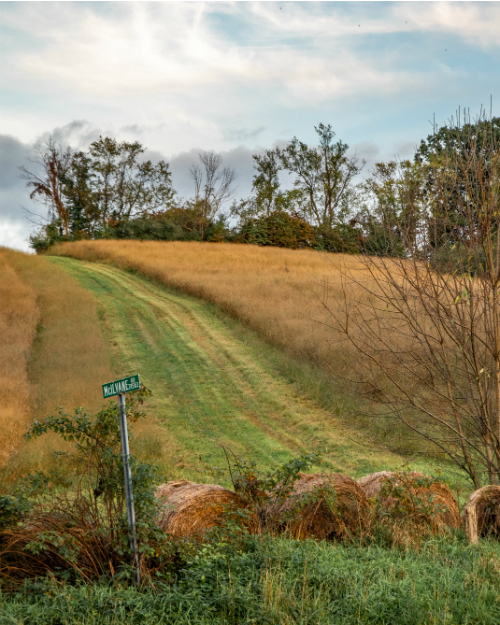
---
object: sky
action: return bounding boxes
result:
[1,1,499,251]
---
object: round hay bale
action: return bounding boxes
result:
[261,473,369,541]
[357,471,460,529]
[156,480,256,539]
[463,485,500,543]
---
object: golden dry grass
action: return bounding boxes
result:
[0,247,114,481]
[50,241,369,377]
[0,248,39,468]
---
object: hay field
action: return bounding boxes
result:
[49,241,434,459]
[53,257,410,482]
[50,241,366,379]
[0,247,114,480]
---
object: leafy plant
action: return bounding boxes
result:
[0,386,171,587]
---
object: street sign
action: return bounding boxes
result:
[102,374,140,398]
[101,373,141,585]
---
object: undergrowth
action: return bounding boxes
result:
[2,535,500,624]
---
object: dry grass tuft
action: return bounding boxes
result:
[156,480,256,538]
[463,485,500,542]
[0,512,120,587]
[261,472,370,541]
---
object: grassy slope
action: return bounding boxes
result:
[51,257,461,487]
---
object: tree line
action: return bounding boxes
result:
[23,116,499,261]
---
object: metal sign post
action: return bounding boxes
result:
[102,374,140,585]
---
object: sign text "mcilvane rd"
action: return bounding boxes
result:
[102,374,140,398]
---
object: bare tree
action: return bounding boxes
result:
[188,151,236,236]
[324,113,500,487]
[19,138,73,236]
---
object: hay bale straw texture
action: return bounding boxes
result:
[156,480,255,538]
[357,471,460,528]
[463,485,500,543]
[262,473,369,541]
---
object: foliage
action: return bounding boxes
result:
[277,123,363,230]
[0,387,170,587]
[102,215,183,242]
[215,448,321,507]
[372,472,451,547]
[238,211,317,249]
[328,114,500,487]
[416,113,500,251]
[361,159,426,254]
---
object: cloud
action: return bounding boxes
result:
[37,120,105,151]
[0,134,50,251]
[0,218,33,252]
[0,135,34,193]
[223,127,266,142]
[4,1,495,111]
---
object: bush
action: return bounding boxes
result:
[239,211,317,249]
[0,387,171,589]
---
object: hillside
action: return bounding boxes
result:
[50,240,469,483]
[3,245,499,625]
[49,256,413,481]
[0,247,113,480]
[1,244,460,485]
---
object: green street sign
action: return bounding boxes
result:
[102,374,140,398]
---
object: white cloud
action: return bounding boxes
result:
[0,218,32,252]
[396,2,500,50]
[4,1,492,115]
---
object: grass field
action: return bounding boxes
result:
[41,255,463,491]
[0,248,39,469]
[1,246,495,624]
[48,241,471,487]
[49,241,363,376]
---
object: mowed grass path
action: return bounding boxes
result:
[51,257,431,483]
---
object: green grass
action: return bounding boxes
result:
[2,535,500,624]
[49,257,468,493]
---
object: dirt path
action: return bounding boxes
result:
[51,257,411,481]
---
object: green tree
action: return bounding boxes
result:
[88,137,175,228]
[59,151,97,238]
[416,113,500,249]
[361,159,426,255]
[277,123,363,231]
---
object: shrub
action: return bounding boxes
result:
[0,387,171,588]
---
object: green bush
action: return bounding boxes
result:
[239,211,317,249]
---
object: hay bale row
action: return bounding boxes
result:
[156,474,370,542]
[157,474,500,544]
[357,471,460,529]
